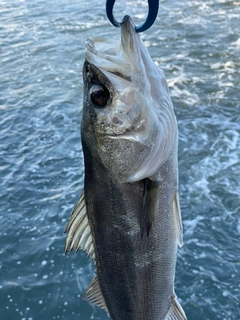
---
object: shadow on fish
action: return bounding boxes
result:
[64,15,187,320]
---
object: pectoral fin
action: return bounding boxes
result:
[140,178,159,238]
[64,190,95,261]
[173,192,183,247]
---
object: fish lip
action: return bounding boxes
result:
[120,15,135,27]
[120,15,137,47]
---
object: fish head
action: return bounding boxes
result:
[82,16,177,183]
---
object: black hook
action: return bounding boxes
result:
[106,0,159,33]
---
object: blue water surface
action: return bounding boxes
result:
[0,0,240,319]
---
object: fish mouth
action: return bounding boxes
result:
[85,15,143,87]
[120,15,138,52]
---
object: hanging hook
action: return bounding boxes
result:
[106,0,159,33]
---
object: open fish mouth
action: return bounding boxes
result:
[85,37,131,78]
[85,16,144,91]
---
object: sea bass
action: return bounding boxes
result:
[65,15,186,320]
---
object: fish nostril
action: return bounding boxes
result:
[112,117,123,125]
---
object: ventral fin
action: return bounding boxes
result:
[173,192,183,247]
[64,190,95,261]
[165,296,187,320]
[82,275,109,313]
[140,178,159,238]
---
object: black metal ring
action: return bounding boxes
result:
[106,0,159,33]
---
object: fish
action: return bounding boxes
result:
[64,15,187,320]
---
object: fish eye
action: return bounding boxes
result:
[89,84,109,108]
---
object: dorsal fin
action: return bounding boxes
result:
[173,192,183,247]
[82,275,109,313]
[140,178,159,238]
[64,190,95,261]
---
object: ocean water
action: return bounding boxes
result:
[0,0,239,319]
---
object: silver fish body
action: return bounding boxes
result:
[65,16,186,320]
